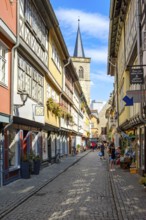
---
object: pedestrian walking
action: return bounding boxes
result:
[109,142,116,171]
[100,142,105,159]
[92,142,96,151]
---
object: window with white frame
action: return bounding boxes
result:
[52,44,62,72]
[47,83,59,103]
[20,0,48,66]
[0,42,8,85]
[25,62,31,96]
[25,0,46,49]
[52,90,55,100]
[18,55,43,103]
[32,70,37,100]
[47,84,51,98]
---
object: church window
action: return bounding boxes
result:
[79,66,84,78]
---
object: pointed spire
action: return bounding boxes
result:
[73,19,85,57]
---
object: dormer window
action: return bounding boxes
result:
[79,66,84,78]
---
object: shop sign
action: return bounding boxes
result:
[126,90,146,103]
[130,68,144,84]
[13,124,40,131]
[35,106,44,116]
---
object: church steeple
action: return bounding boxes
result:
[73,19,85,58]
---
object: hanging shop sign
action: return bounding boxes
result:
[126,90,146,103]
[130,68,144,84]
[35,106,44,116]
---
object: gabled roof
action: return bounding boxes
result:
[73,19,85,58]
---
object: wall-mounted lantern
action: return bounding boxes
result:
[14,90,28,109]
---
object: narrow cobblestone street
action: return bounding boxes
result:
[1,152,118,220]
[1,151,146,220]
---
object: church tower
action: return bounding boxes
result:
[71,20,91,106]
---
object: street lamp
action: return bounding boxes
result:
[14,90,28,109]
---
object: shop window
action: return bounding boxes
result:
[32,133,38,155]
[8,130,20,169]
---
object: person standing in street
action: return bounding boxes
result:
[109,142,116,171]
[100,142,105,159]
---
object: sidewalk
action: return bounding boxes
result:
[0,151,89,219]
[109,165,146,220]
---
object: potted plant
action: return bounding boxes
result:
[81,102,85,112]
[76,144,81,153]
[139,174,146,187]
[32,155,41,175]
[66,112,73,122]
[52,103,62,118]
[20,154,31,179]
[46,98,54,111]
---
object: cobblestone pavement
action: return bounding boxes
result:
[0,151,89,219]
[109,166,146,220]
[1,151,146,220]
[1,151,119,220]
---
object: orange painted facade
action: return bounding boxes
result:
[0,0,17,116]
[0,0,17,35]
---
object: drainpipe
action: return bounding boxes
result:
[59,58,71,152]
[59,57,71,131]
[4,0,20,131]
[1,1,20,187]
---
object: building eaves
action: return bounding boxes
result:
[107,0,129,75]
[35,0,58,29]
[66,61,79,83]
[35,0,69,60]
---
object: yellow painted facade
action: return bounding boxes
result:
[117,27,130,127]
[44,78,60,127]
[48,29,64,88]
[91,115,98,138]
[44,29,66,127]
[118,71,130,125]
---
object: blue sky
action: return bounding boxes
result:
[50,0,114,102]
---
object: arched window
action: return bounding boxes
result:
[79,66,84,78]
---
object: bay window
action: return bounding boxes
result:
[18,55,43,104]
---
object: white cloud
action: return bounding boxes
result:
[91,72,114,83]
[85,47,108,63]
[68,46,108,64]
[55,8,109,40]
